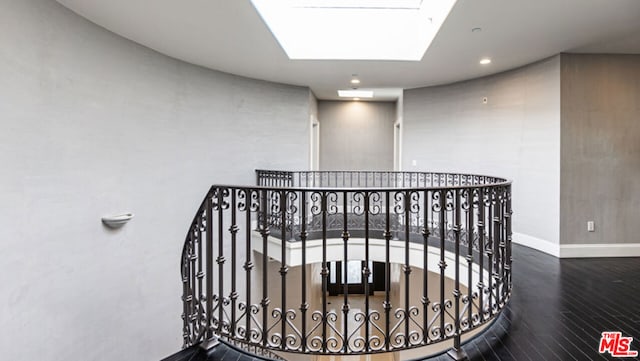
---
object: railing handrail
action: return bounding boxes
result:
[255,169,512,187]
[179,170,513,360]
[208,182,512,192]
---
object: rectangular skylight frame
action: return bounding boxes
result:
[251,0,457,61]
[338,90,374,98]
[295,0,423,10]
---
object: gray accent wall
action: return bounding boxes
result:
[560,54,640,245]
[403,57,561,248]
[318,100,396,170]
[0,0,310,360]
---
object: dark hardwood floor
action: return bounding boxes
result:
[470,244,640,361]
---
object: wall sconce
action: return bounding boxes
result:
[102,213,134,228]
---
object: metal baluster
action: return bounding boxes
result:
[493,188,501,315]
[438,189,446,340]
[244,189,253,344]
[341,191,350,353]
[195,216,203,340]
[260,189,270,348]
[230,191,239,337]
[422,190,430,345]
[505,185,513,296]
[364,191,371,351]
[466,188,474,327]
[206,193,214,340]
[448,189,466,360]
[478,188,486,323]
[321,191,328,353]
[499,187,505,303]
[487,188,494,317]
[280,190,288,350]
[383,191,392,351]
[300,191,308,352]
[403,190,411,348]
[217,189,225,335]
[189,227,198,343]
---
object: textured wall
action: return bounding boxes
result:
[560,54,640,246]
[403,57,561,250]
[0,0,310,360]
[308,91,319,170]
[318,100,396,170]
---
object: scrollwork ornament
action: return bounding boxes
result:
[393,191,405,214]
[270,191,281,215]
[237,188,248,212]
[409,190,420,214]
[352,191,366,215]
[444,190,455,211]
[326,192,339,215]
[368,191,382,215]
[310,192,323,216]
[285,191,298,215]
[431,190,442,213]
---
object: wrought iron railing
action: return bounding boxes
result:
[180,170,512,360]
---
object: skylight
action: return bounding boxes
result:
[338,89,373,98]
[251,0,457,61]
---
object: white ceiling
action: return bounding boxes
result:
[57,0,640,101]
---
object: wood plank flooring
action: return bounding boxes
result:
[470,244,640,361]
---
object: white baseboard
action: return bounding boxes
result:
[512,232,560,257]
[559,243,640,258]
[512,233,640,258]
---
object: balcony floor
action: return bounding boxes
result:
[469,244,640,361]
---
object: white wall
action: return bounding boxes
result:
[0,0,311,360]
[560,54,640,256]
[318,100,396,171]
[394,92,404,171]
[308,91,319,170]
[402,57,561,254]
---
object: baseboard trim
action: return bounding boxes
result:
[559,243,640,258]
[513,232,560,257]
[512,233,640,258]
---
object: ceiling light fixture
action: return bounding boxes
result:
[350,78,361,85]
[251,0,457,60]
[338,90,373,98]
[354,97,361,101]
[480,58,492,65]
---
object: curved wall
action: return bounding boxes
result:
[0,0,311,359]
[402,57,561,255]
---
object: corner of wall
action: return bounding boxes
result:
[558,53,640,257]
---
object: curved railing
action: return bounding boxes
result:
[180,170,512,359]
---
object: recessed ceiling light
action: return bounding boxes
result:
[472,27,482,33]
[251,0,457,61]
[353,97,361,101]
[480,58,492,65]
[350,78,361,85]
[338,90,373,98]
